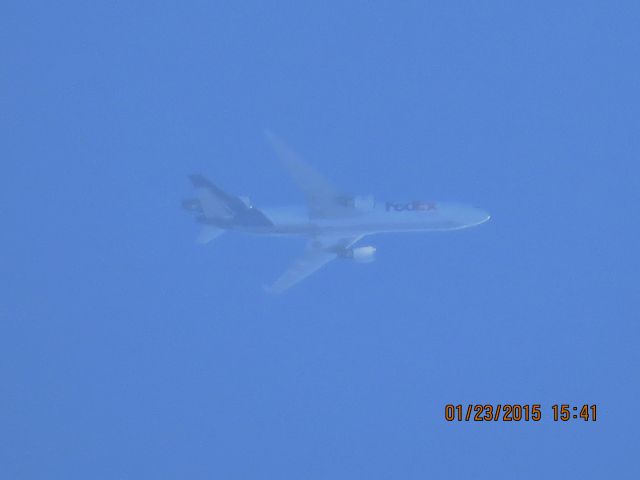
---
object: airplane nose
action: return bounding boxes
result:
[473,208,491,225]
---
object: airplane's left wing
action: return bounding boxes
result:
[265,235,363,294]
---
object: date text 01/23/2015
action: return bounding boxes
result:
[444,404,597,422]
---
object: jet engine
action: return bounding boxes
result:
[336,195,375,211]
[354,195,375,211]
[341,246,377,263]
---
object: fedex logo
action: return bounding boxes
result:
[386,201,437,212]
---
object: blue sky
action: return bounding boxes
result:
[2,1,639,478]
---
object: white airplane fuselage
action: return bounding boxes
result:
[232,200,491,238]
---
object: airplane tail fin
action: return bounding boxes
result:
[182,175,242,244]
[184,174,248,219]
[183,175,273,241]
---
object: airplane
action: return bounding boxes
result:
[183,133,491,293]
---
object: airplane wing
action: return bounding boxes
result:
[265,131,350,218]
[265,235,363,294]
[196,226,224,244]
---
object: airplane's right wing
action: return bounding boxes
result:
[265,131,352,218]
[265,235,363,294]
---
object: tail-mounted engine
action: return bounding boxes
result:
[336,195,375,212]
[182,198,203,213]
